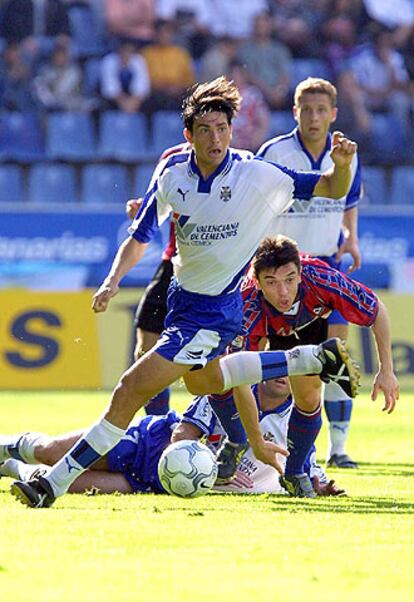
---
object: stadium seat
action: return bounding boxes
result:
[81,165,130,203]
[289,59,331,91]
[0,165,24,202]
[98,111,151,161]
[361,166,387,205]
[390,166,414,205]
[151,111,184,156]
[68,4,106,58]
[84,57,102,95]
[267,111,296,138]
[28,164,78,203]
[46,112,96,161]
[133,164,157,197]
[0,112,45,161]
[369,114,405,163]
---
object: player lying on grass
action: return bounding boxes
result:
[0,378,344,496]
[211,235,399,497]
[10,76,359,508]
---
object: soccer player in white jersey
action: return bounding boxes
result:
[10,76,359,508]
[257,77,362,469]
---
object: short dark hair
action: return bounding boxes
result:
[181,76,242,131]
[252,236,301,278]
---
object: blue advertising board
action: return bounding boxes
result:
[0,208,169,289]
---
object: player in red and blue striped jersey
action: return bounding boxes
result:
[211,235,398,496]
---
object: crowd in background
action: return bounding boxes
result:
[1,0,414,157]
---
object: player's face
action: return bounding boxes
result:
[294,93,337,145]
[184,112,232,177]
[260,377,290,403]
[257,262,301,312]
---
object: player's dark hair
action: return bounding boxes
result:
[252,236,301,278]
[182,76,242,131]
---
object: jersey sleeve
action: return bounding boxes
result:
[181,395,217,436]
[306,264,379,327]
[255,158,320,216]
[128,172,171,243]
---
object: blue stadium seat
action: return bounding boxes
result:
[98,111,151,161]
[83,57,101,96]
[152,111,184,156]
[46,112,96,161]
[267,111,296,138]
[28,164,78,203]
[68,4,106,58]
[81,165,130,203]
[369,114,405,163]
[0,165,24,202]
[0,112,45,161]
[390,166,414,205]
[361,166,387,205]
[289,59,330,91]
[134,164,157,197]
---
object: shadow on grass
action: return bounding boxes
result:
[266,496,414,515]
[329,462,414,478]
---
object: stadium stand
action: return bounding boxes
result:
[390,166,414,205]
[98,111,151,161]
[0,112,45,162]
[360,166,388,206]
[81,164,129,204]
[28,164,78,204]
[46,112,97,161]
[134,163,157,197]
[0,165,23,202]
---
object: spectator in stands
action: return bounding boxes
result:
[0,0,71,70]
[0,42,37,111]
[362,0,414,48]
[343,24,411,132]
[156,0,213,58]
[238,12,292,110]
[322,14,359,77]
[104,0,155,47]
[33,39,92,111]
[200,35,239,82]
[272,0,326,58]
[100,40,150,113]
[141,19,195,112]
[208,0,269,41]
[227,59,270,152]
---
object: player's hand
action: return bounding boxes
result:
[335,237,362,273]
[251,438,289,475]
[371,370,399,414]
[125,198,142,220]
[92,283,119,313]
[330,131,358,168]
[312,475,347,497]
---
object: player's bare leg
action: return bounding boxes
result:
[135,329,170,415]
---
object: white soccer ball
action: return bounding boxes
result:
[158,439,218,498]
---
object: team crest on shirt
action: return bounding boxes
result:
[220,186,232,201]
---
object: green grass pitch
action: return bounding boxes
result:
[1,388,413,601]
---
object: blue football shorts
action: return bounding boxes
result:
[154,279,243,369]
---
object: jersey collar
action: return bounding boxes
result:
[295,128,332,171]
[189,149,232,193]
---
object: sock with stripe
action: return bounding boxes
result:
[44,418,125,497]
[324,382,353,457]
[285,405,323,476]
[208,392,247,445]
[219,345,321,390]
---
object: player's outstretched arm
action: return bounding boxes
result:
[371,300,399,413]
[233,385,288,474]
[314,131,357,199]
[92,237,148,313]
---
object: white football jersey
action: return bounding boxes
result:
[129,148,320,295]
[257,129,361,257]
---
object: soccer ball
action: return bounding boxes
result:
[158,439,218,498]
